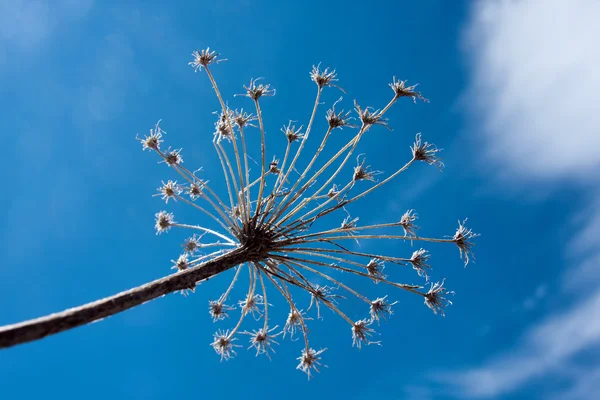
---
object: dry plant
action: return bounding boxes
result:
[0,48,478,377]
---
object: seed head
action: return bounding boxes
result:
[282,122,304,143]
[161,148,183,167]
[453,219,479,266]
[283,309,312,338]
[326,184,340,199]
[187,182,204,200]
[326,98,356,129]
[210,330,240,361]
[189,48,225,72]
[155,180,181,204]
[369,296,397,323]
[353,155,380,182]
[238,294,265,320]
[308,285,344,319]
[399,209,419,237]
[354,100,391,130]
[411,133,443,169]
[232,108,256,129]
[366,259,386,283]
[244,326,282,359]
[424,280,454,316]
[182,234,204,254]
[269,157,280,174]
[296,348,327,379]
[238,78,275,100]
[154,211,175,234]
[410,249,431,280]
[209,300,235,322]
[389,77,429,103]
[138,121,164,151]
[310,64,344,92]
[171,254,190,271]
[351,319,380,349]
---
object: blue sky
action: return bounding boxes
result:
[1,0,599,399]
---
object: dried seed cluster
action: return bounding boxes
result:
[137,48,478,379]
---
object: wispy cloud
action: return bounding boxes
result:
[436,290,600,398]
[442,0,600,398]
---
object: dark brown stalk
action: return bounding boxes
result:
[0,247,248,349]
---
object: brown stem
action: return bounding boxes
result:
[0,247,249,349]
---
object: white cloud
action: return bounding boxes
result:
[444,0,600,398]
[436,290,600,398]
[463,0,600,183]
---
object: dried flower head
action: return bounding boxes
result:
[411,133,443,169]
[453,219,479,266]
[297,348,327,379]
[138,121,164,151]
[189,48,225,72]
[171,254,190,271]
[351,319,380,349]
[138,47,476,378]
[389,77,429,103]
[369,296,397,323]
[282,121,304,143]
[182,234,203,254]
[161,148,183,166]
[310,64,344,92]
[269,157,280,174]
[283,309,312,339]
[399,209,419,237]
[424,280,454,316]
[238,294,265,319]
[244,326,282,359]
[410,248,432,280]
[155,180,181,204]
[353,155,380,182]
[154,211,175,234]
[354,100,391,130]
[238,78,275,100]
[211,330,240,361]
[366,259,386,283]
[308,285,344,319]
[326,98,356,129]
[232,108,256,128]
[209,300,235,322]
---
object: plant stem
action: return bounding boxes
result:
[0,247,248,350]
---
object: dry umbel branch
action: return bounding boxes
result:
[0,48,478,379]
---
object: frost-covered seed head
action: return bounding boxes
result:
[366,259,386,283]
[399,209,419,236]
[239,78,275,100]
[154,211,175,234]
[189,48,225,71]
[210,330,240,361]
[351,319,379,349]
[411,133,443,169]
[424,280,454,316]
[162,148,183,166]
[354,100,391,130]
[245,326,282,359]
[182,234,203,254]
[410,249,431,280]
[171,254,189,271]
[296,348,327,379]
[139,121,164,151]
[369,296,397,323]
[209,301,235,322]
[156,180,181,204]
[310,64,344,91]
[453,219,478,265]
[389,77,428,103]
